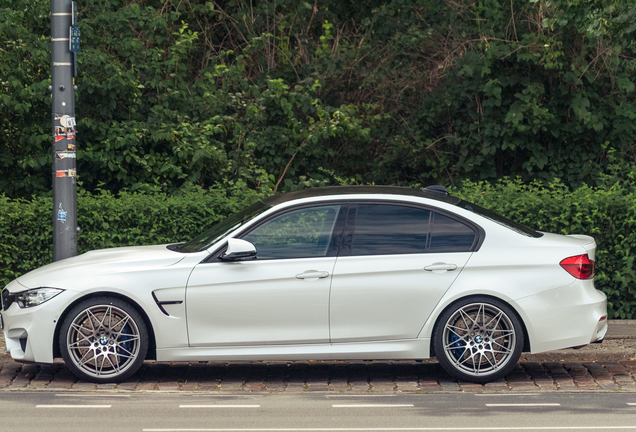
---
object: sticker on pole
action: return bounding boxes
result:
[70,0,80,54]
[55,151,76,160]
[54,115,76,141]
[69,27,80,52]
[57,204,67,223]
[56,169,77,178]
[57,115,76,128]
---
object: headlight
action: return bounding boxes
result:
[13,288,64,308]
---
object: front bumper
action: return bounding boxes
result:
[1,288,75,364]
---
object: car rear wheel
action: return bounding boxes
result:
[59,297,148,383]
[433,297,523,383]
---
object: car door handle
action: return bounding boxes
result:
[296,271,330,279]
[424,263,457,272]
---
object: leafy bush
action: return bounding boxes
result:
[2,180,636,318]
[2,0,635,197]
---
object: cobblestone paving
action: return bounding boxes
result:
[1,360,636,392]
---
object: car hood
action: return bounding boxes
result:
[15,244,187,290]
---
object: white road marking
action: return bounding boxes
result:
[485,403,561,407]
[142,427,636,431]
[627,403,636,406]
[332,404,414,408]
[36,405,112,408]
[55,393,130,397]
[180,405,260,408]
[474,394,540,397]
[326,395,396,398]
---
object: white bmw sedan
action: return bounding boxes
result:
[1,186,607,383]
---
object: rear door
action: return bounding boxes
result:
[329,202,478,342]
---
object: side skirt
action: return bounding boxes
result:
[156,338,431,362]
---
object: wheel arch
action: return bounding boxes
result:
[53,291,157,361]
[428,294,531,358]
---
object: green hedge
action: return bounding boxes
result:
[2,180,635,318]
[0,184,263,287]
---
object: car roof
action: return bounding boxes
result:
[262,185,461,206]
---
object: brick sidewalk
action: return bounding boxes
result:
[1,360,636,393]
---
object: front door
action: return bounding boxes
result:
[186,204,345,347]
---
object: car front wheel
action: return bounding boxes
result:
[433,297,523,383]
[59,297,148,383]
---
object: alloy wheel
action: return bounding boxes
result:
[441,302,517,377]
[65,304,141,379]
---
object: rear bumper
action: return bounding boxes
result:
[515,280,607,354]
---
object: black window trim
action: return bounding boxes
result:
[202,202,350,263]
[340,200,485,257]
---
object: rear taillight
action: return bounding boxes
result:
[560,254,595,279]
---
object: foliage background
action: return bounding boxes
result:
[1,0,636,317]
[2,0,636,197]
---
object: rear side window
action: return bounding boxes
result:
[429,213,476,252]
[350,204,432,256]
[347,203,477,256]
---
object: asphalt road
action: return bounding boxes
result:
[1,391,635,432]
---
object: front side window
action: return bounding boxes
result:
[350,204,432,256]
[242,205,341,259]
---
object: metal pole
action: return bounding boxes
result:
[51,0,77,261]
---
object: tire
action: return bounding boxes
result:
[59,296,148,383]
[432,296,523,383]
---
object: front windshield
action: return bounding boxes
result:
[178,200,271,253]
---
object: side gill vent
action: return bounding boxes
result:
[151,292,183,316]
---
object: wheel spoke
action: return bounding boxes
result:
[491,329,514,338]
[106,306,115,329]
[116,344,136,358]
[491,339,513,352]
[458,309,476,329]
[482,351,496,369]
[116,332,139,341]
[105,354,120,373]
[111,314,130,332]
[477,304,486,327]
[80,347,98,368]
[71,322,93,335]
[68,337,92,349]
[80,311,96,331]
[484,311,504,330]
[446,323,469,335]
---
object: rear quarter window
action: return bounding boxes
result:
[429,213,476,252]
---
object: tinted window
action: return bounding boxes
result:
[429,213,476,252]
[351,205,431,256]
[243,205,341,259]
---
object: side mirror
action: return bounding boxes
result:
[220,238,257,261]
